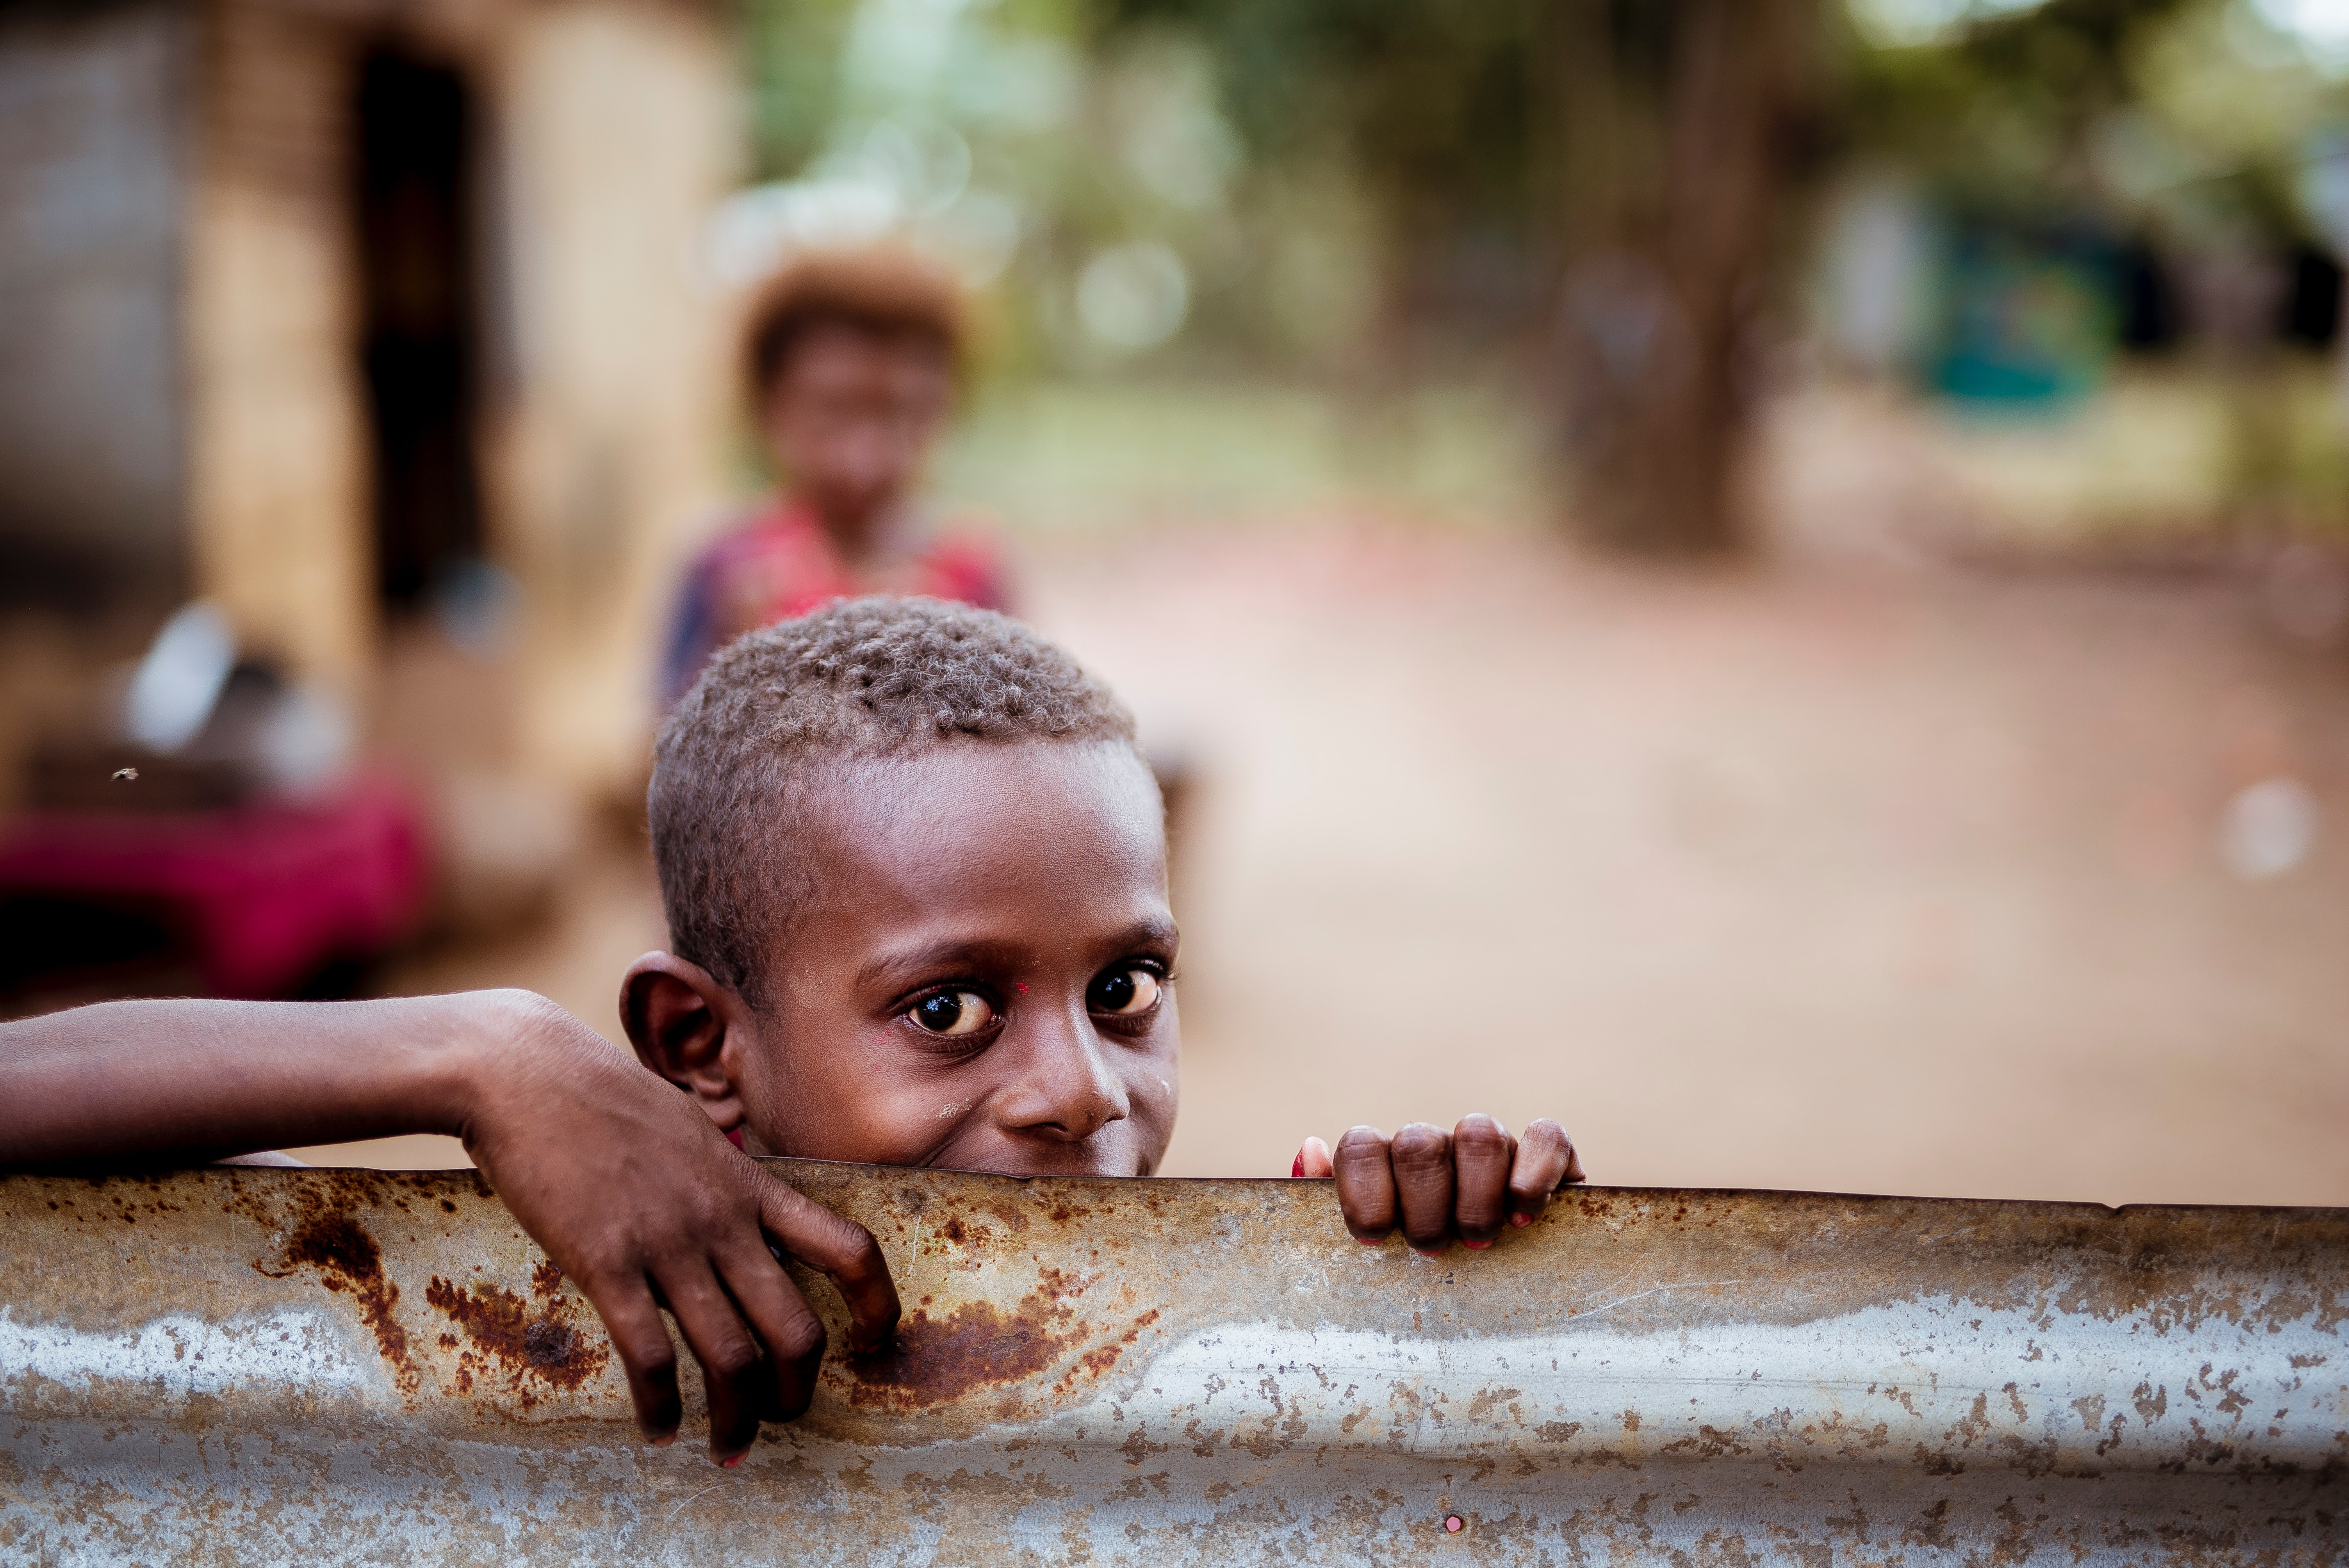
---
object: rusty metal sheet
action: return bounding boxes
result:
[1,1164,2343,1564]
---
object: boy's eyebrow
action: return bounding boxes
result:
[856,918,1179,989]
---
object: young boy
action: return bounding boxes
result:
[0,597,1581,1469]
[659,249,1011,706]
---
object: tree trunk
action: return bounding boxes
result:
[1545,0,1818,556]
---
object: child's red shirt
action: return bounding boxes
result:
[661,501,1011,704]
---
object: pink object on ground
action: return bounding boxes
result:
[0,773,430,998]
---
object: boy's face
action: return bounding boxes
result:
[762,323,953,533]
[629,741,1179,1178]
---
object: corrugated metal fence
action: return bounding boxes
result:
[2,1163,2343,1563]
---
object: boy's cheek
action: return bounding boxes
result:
[1133,1060,1181,1167]
[1146,1014,1181,1104]
[745,1050,948,1165]
[764,1098,950,1165]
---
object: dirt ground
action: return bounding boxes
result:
[325,394,2349,1208]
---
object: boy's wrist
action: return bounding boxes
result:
[407,989,567,1142]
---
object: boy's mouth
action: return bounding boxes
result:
[915,1140,1155,1180]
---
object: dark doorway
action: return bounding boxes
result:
[355,50,485,613]
[2281,244,2343,351]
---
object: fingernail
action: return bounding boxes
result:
[649,1433,676,1448]
[1358,1236,1381,1245]
[1510,1213,1531,1227]
[1413,1246,1447,1257]
[1291,1153,1306,1178]
[721,1453,745,1469]
[1462,1238,1492,1250]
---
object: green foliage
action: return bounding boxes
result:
[740,0,863,179]
[1842,0,2177,205]
[1093,0,1544,241]
[1837,0,2347,244]
[728,0,2349,388]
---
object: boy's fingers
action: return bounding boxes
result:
[1293,1135,1335,1180]
[715,1242,830,1423]
[661,1264,773,1464]
[1331,1126,1397,1241]
[583,1278,684,1443]
[1451,1114,1515,1246]
[1389,1121,1456,1253]
[756,1176,901,1356]
[1507,1119,1581,1227]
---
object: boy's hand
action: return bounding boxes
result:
[0,991,902,1465]
[1292,1115,1583,1252]
[460,995,900,1464]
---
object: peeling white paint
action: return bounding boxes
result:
[1121,1290,2347,1468]
[0,1305,376,1402]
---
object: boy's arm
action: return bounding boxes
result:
[0,991,899,1465]
[1295,1117,1584,1252]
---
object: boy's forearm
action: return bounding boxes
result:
[0,991,540,1169]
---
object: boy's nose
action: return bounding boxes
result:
[1000,1003,1129,1144]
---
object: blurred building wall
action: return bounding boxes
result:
[487,3,738,801]
[0,2,189,613]
[0,0,736,806]
[186,0,376,694]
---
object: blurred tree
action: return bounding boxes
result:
[742,0,861,180]
[1837,0,2348,290]
[1842,0,2194,213]
[735,0,2349,548]
[1099,0,1827,555]
[1542,0,1826,554]
[1095,0,1545,361]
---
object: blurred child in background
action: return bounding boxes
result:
[661,248,1011,706]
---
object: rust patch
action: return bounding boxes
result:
[936,1215,990,1251]
[425,1273,609,1403]
[1035,1266,1085,1301]
[1062,1308,1161,1389]
[847,1286,1078,1409]
[259,1211,416,1394]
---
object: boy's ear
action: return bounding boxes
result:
[619,951,751,1133]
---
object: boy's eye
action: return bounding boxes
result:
[909,991,994,1037]
[1088,968,1160,1017]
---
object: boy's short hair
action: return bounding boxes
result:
[743,247,965,405]
[652,596,1139,1007]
